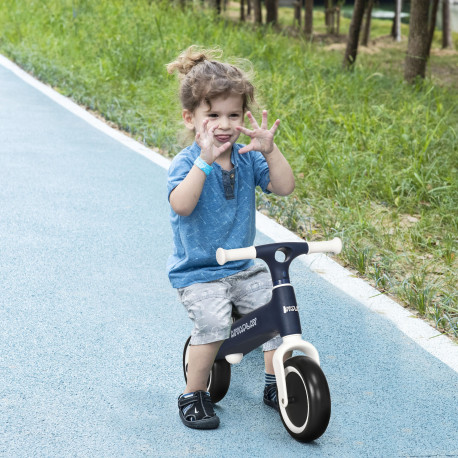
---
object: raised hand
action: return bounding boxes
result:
[195,118,232,164]
[236,111,280,155]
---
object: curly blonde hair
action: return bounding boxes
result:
[167,46,255,113]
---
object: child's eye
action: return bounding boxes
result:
[230,114,240,118]
[208,114,218,118]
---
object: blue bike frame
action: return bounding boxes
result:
[214,239,342,408]
[215,283,302,360]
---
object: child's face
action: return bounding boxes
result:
[183,93,244,148]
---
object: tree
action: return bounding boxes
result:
[336,1,343,35]
[442,0,454,49]
[294,1,301,27]
[343,0,366,69]
[361,0,374,46]
[325,0,338,34]
[253,0,262,24]
[391,0,402,41]
[325,0,332,32]
[404,0,431,82]
[304,0,313,38]
[427,0,440,54]
[265,0,278,24]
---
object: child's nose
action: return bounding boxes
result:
[219,117,230,129]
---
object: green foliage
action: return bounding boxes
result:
[0,0,456,335]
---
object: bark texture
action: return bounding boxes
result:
[442,0,453,48]
[361,0,374,46]
[404,0,431,82]
[265,0,278,24]
[253,0,262,24]
[305,0,314,37]
[343,0,366,68]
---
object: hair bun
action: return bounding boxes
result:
[166,45,221,76]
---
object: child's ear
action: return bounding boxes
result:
[182,110,195,130]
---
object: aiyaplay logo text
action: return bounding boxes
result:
[283,305,298,313]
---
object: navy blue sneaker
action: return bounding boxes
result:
[178,390,220,429]
[263,383,279,411]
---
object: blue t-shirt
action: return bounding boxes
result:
[167,142,271,288]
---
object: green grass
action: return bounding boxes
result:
[0,0,456,336]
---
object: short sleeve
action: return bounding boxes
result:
[251,150,271,194]
[167,150,195,201]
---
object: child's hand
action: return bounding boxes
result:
[236,111,280,155]
[195,118,232,164]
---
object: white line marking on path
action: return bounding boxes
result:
[2,54,456,373]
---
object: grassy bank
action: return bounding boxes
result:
[0,0,456,336]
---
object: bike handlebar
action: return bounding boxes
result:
[307,238,342,255]
[216,246,257,266]
[216,237,342,266]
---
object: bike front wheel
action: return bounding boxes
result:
[279,355,331,442]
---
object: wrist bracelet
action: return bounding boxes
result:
[194,157,213,176]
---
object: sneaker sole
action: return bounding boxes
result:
[179,411,220,430]
[263,397,279,411]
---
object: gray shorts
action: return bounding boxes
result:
[177,265,282,351]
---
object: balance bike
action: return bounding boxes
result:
[183,238,342,442]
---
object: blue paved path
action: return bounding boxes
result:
[1,61,457,457]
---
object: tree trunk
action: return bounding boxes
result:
[240,0,245,21]
[253,0,262,23]
[265,0,278,24]
[294,1,301,26]
[391,0,403,41]
[404,0,431,82]
[325,0,334,33]
[305,0,314,37]
[330,7,336,34]
[343,0,366,69]
[427,0,440,53]
[442,0,453,49]
[336,6,341,35]
[325,0,329,30]
[361,0,374,46]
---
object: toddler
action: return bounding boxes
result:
[166,46,295,429]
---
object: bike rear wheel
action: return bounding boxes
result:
[182,336,231,404]
[279,355,331,442]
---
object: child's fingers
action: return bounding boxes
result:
[238,144,253,154]
[216,142,232,155]
[261,110,268,130]
[236,125,253,136]
[270,119,280,135]
[203,124,216,141]
[246,111,259,130]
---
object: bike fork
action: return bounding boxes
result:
[272,334,320,409]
